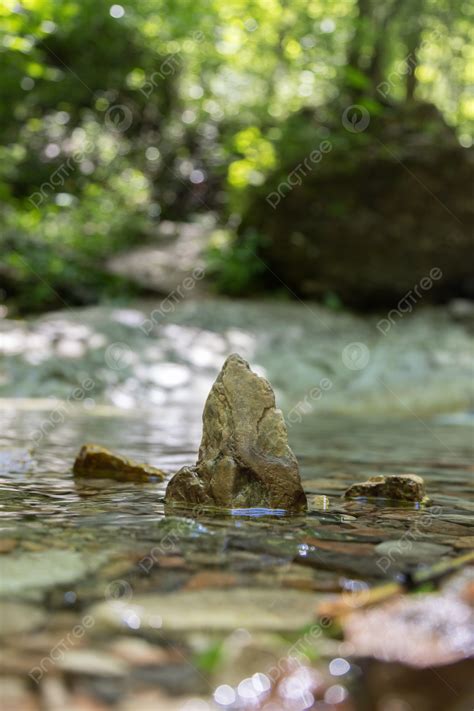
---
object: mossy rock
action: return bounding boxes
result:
[240,102,474,308]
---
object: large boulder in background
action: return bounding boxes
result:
[241,103,474,309]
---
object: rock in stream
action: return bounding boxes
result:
[73,444,166,482]
[165,354,307,512]
[344,474,427,502]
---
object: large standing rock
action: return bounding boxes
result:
[165,354,307,512]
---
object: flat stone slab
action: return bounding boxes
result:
[0,602,45,635]
[90,588,322,633]
[375,540,452,562]
[58,650,127,677]
[0,549,107,596]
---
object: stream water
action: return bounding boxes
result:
[0,299,473,710]
[1,403,473,710]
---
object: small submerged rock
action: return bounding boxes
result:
[0,601,45,635]
[0,539,17,554]
[374,540,452,562]
[73,444,165,482]
[0,549,108,596]
[58,650,127,677]
[165,354,307,512]
[310,495,330,511]
[344,473,427,502]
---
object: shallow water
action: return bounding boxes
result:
[0,402,473,710]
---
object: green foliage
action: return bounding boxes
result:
[0,0,472,310]
[206,228,266,295]
[344,66,371,90]
[1,197,142,312]
[193,639,224,674]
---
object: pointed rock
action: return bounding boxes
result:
[165,354,307,512]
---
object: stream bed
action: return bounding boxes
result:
[0,299,473,710]
[1,403,473,711]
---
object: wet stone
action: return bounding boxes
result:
[90,588,322,633]
[107,638,178,666]
[344,474,427,502]
[375,540,452,562]
[165,354,307,512]
[310,495,330,511]
[0,549,107,596]
[440,514,474,526]
[0,602,46,636]
[130,663,206,696]
[184,571,238,590]
[304,537,376,556]
[58,650,128,677]
[73,444,166,483]
[451,536,474,549]
[0,676,38,711]
[0,538,17,554]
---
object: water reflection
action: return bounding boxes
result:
[0,404,471,583]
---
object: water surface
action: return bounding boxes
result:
[0,403,472,709]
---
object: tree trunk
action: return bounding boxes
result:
[404,25,422,101]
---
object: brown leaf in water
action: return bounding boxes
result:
[303,538,375,556]
[156,556,186,569]
[0,539,17,554]
[185,571,238,590]
[341,592,474,668]
[451,536,474,550]
[107,637,180,666]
